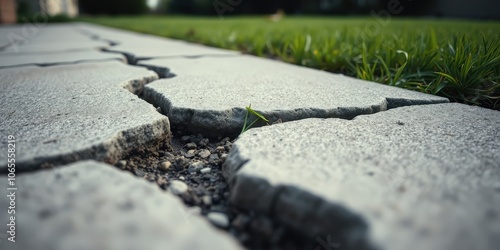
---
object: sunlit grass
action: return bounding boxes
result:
[81,16,500,110]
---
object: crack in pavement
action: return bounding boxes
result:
[0,61,170,173]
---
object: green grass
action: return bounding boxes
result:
[241,104,269,134]
[81,16,500,110]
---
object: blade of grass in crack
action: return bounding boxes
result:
[241,104,269,134]
[246,105,269,123]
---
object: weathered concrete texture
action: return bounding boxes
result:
[0,25,25,49]
[140,55,448,137]
[0,161,242,250]
[0,61,169,172]
[0,40,110,54]
[77,23,239,63]
[0,23,110,53]
[224,103,500,250]
[0,50,125,68]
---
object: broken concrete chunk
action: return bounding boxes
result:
[140,55,448,137]
[0,61,168,172]
[0,161,242,250]
[223,103,500,250]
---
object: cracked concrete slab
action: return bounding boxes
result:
[77,23,239,63]
[139,55,448,137]
[223,103,500,250]
[0,40,110,54]
[0,160,242,250]
[0,61,169,172]
[0,23,100,50]
[0,50,125,68]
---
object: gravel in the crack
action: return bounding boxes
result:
[208,212,230,228]
[116,132,318,250]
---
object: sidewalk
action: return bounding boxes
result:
[0,23,499,250]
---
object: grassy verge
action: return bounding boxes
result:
[80,16,500,110]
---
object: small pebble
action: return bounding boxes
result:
[185,142,197,149]
[179,176,185,181]
[117,160,127,168]
[156,176,168,187]
[208,154,220,163]
[185,149,196,158]
[215,146,225,152]
[173,156,189,170]
[169,180,188,195]
[159,161,171,172]
[188,161,204,173]
[198,149,211,159]
[181,135,191,142]
[207,212,229,228]
[200,167,211,174]
[134,168,145,177]
[202,195,212,206]
[164,152,175,160]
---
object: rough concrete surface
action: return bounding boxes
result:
[0,61,169,172]
[0,160,242,250]
[139,55,448,137]
[0,50,125,68]
[0,23,107,52]
[77,23,239,63]
[224,103,500,250]
[0,40,110,54]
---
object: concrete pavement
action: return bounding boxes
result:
[0,23,499,250]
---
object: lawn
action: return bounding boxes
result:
[81,16,500,110]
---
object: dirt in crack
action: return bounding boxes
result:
[114,130,318,250]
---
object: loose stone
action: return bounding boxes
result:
[208,212,230,228]
[169,180,188,195]
[159,161,171,172]
[188,161,204,173]
[173,156,189,170]
[198,149,211,159]
[156,176,168,187]
[117,160,127,168]
[200,167,212,174]
[185,149,196,158]
[185,142,197,150]
[208,154,220,163]
[202,195,212,206]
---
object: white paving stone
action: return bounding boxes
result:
[140,55,448,137]
[0,161,242,250]
[224,103,500,250]
[0,61,169,172]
